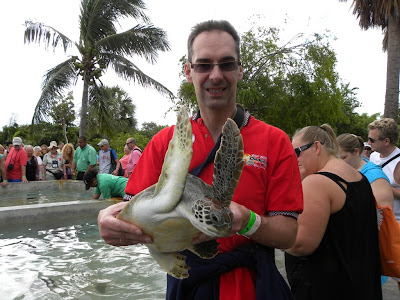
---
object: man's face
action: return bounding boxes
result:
[78,139,87,149]
[126,139,134,150]
[368,129,386,152]
[101,144,109,151]
[184,30,243,111]
[50,146,58,154]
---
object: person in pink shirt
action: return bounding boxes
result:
[5,137,28,182]
[125,138,142,176]
[118,145,132,177]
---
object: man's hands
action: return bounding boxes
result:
[98,202,153,246]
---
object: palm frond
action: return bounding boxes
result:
[32,59,78,124]
[96,24,170,63]
[88,85,119,136]
[24,21,73,52]
[107,54,175,99]
[79,0,149,43]
[343,0,399,29]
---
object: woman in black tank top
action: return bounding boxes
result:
[25,145,38,181]
[285,125,382,300]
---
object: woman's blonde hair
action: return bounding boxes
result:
[293,124,339,157]
[62,143,75,160]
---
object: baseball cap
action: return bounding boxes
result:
[97,139,109,147]
[13,137,22,146]
[364,142,371,150]
[83,169,98,190]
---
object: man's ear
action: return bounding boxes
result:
[237,64,243,81]
[184,62,193,83]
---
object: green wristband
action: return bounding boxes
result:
[3,180,7,182]
[237,210,256,235]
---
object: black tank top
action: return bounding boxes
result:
[26,156,37,181]
[285,172,382,300]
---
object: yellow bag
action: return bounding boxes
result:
[376,203,400,278]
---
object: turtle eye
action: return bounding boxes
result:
[210,211,223,226]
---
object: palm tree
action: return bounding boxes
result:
[339,0,400,122]
[24,0,174,136]
[86,85,138,138]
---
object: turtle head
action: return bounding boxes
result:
[191,197,233,237]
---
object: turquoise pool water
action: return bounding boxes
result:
[0,217,166,299]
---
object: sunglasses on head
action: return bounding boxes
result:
[294,142,314,158]
[190,61,241,73]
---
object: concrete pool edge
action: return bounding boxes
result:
[0,199,115,225]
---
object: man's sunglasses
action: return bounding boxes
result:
[368,137,384,143]
[294,142,314,158]
[190,61,241,73]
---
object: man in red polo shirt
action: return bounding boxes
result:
[97,20,303,299]
[5,137,28,182]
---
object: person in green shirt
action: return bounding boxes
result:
[83,168,128,199]
[73,136,97,180]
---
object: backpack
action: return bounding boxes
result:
[109,149,124,176]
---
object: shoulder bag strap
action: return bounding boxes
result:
[190,104,245,177]
[381,153,400,168]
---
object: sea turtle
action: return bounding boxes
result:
[117,106,244,279]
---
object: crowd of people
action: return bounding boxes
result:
[0,136,141,193]
[1,19,400,299]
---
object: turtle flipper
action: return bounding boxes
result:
[147,247,190,279]
[212,118,244,206]
[189,239,219,259]
[153,106,193,211]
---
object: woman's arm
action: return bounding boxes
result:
[285,175,332,256]
[371,178,394,208]
[0,156,7,186]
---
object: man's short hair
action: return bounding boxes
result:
[368,118,399,145]
[83,168,98,190]
[187,20,240,63]
[79,136,87,141]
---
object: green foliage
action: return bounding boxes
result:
[86,85,137,139]
[178,25,363,136]
[140,122,168,140]
[49,91,76,126]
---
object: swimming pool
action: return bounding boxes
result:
[0,181,292,300]
[0,181,114,226]
[0,180,93,207]
[0,217,166,299]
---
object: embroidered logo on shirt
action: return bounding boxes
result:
[244,154,267,170]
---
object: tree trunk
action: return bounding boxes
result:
[384,16,400,122]
[62,119,68,144]
[80,73,89,137]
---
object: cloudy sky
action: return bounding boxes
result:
[1,0,387,130]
